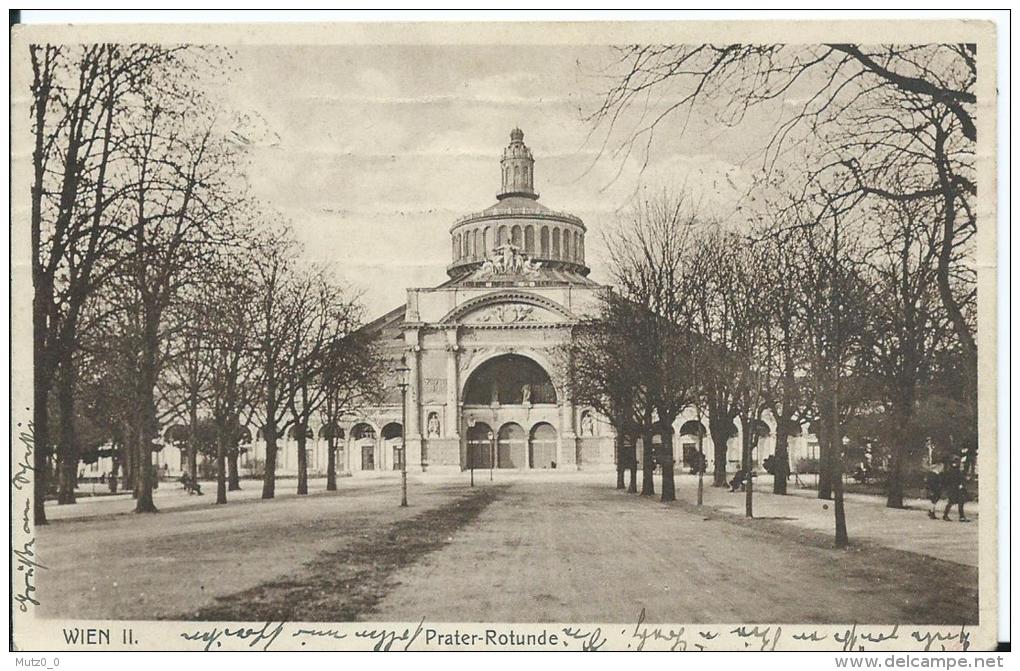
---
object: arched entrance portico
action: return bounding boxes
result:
[460,352,562,471]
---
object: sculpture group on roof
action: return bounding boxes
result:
[478,242,543,277]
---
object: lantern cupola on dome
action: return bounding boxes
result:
[498,127,537,200]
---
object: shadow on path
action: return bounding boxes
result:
[185,485,505,621]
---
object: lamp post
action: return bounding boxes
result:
[488,430,495,481]
[395,358,411,507]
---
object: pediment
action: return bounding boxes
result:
[440,291,574,325]
[462,302,561,325]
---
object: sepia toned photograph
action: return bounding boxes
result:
[10,14,1001,653]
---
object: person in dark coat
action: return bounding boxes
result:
[729,464,747,492]
[941,457,970,522]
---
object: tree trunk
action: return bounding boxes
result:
[188,401,199,484]
[133,332,159,514]
[831,420,849,548]
[773,427,790,495]
[262,423,278,500]
[296,425,308,496]
[123,430,135,495]
[56,361,77,505]
[742,419,755,518]
[640,431,655,496]
[614,433,625,490]
[660,429,676,503]
[817,411,833,500]
[227,446,241,491]
[709,416,731,487]
[134,407,157,513]
[32,371,52,524]
[326,432,338,491]
[624,434,638,494]
[109,455,120,493]
[885,400,913,509]
[216,432,227,505]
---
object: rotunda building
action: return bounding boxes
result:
[338,128,614,474]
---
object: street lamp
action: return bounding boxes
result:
[488,430,495,481]
[395,357,411,507]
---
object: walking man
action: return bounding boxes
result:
[941,457,970,522]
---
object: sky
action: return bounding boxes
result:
[223,44,763,318]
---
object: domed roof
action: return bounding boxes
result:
[481,195,553,216]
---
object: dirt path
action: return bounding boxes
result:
[36,473,978,624]
[36,480,478,620]
[369,479,978,624]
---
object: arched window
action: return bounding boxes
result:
[497,423,526,469]
[473,229,482,257]
[563,229,571,259]
[575,232,582,261]
[463,232,471,258]
[529,423,558,469]
[540,226,549,256]
[514,165,520,183]
[498,225,508,246]
[453,234,459,259]
[524,225,535,253]
[483,227,490,255]
[552,228,561,258]
[511,225,522,247]
[466,422,493,470]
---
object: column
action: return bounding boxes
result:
[559,399,576,468]
[404,330,422,440]
[444,328,460,439]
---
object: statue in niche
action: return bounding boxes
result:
[580,411,595,437]
[521,384,531,404]
[426,412,441,438]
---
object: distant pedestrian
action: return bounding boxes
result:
[941,457,970,522]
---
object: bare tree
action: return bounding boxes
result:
[857,193,955,508]
[319,328,386,491]
[588,43,976,366]
[604,191,704,502]
[249,230,303,500]
[567,292,657,495]
[29,44,186,520]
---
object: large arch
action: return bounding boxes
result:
[529,422,557,469]
[466,421,493,470]
[462,353,557,405]
[497,422,526,468]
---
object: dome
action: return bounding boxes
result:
[448,129,589,282]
